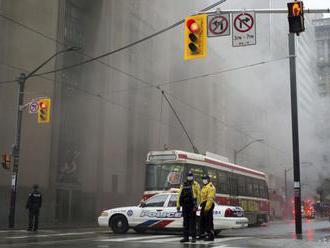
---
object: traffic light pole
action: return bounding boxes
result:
[202,8,330,15]
[288,33,302,238]
[8,73,26,228]
[7,47,80,228]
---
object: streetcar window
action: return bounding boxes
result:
[238,176,246,196]
[145,164,161,190]
[259,181,266,199]
[159,164,184,189]
[145,164,184,191]
[230,175,238,196]
[246,178,253,196]
[187,164,205,185]
[207,168,218,189]
[262,180,269,199]
[253,180,260,198]
[217,171,229,194]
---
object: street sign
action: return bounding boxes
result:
[207,13,230,37]
[232,12,256,47]
[29,101,39,114]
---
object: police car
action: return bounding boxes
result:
[98,192,249,234]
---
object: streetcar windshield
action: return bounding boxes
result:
[145,163,185,190]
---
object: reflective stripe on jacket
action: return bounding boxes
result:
[201,182,216,211]
[176,180,201,208]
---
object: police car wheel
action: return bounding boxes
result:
[110,215,129,234]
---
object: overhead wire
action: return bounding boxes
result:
[0,0,290,158]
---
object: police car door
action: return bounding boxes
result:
[135,194,170,229]
[165,193,183,229]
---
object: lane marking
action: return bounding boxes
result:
[7,231,95,239]
[98,235,174,242]
[213,245,242,248]
[213,237,247,243]
[142,237,181,243]
[0,237,93,248]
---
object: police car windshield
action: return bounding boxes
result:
[145,163,184,190]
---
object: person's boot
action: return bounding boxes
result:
[204,232,214,241]
[191,237,196,243]
[197,233,206,240]
[180,237,189,242]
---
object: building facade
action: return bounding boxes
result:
[0,0,322,226]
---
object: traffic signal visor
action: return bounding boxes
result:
[287,1,305,34]
[288,1,304,17]
[184,14,207,60]
[38,98,51,123]
[2,154,11,170]
[292,3,301,16]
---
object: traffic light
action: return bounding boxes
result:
[184,14,207,60]
[1,154,11,170]
[38,98,51,123]
[287,1,305,35]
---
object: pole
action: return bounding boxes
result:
[234,150,237,164]
[8,73,26,228]
[201,8,330,15]
[7,47,79,228]
[288,33,302,238]
[284,169,288,218]
[284,169,288,202]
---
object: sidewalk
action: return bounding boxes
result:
[0,222,101,231]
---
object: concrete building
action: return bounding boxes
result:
[314,18,330,96]
[0,0,322,226]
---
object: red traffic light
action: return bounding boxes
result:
[288,1,304,17]
[186,19,199,33]
[292,3,302,16]
[39,101,47,109]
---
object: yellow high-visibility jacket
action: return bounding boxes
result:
[201,182,216,211]
[176,181,201,208]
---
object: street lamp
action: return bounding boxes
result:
[233,139,264,164]
[8,46,80,228]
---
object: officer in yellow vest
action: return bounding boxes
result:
[176,171,201,243]
[198,174,216,241]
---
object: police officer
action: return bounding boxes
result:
[176,171,201,243]
[199,175,216,241]
[26,184,42,231]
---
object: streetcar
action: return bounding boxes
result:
[144,150,269,225]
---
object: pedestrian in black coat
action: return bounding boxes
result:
[26,184,42,231]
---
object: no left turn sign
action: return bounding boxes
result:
[207,13,230,37]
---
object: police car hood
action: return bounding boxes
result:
[105,206,138,214]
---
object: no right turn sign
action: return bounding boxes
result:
[232,12,256,47]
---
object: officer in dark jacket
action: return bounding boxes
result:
[176,172,201,243]
[26,184,42,231]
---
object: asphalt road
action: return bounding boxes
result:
[0,219,330,248]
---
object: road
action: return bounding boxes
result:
[0,219,330,247]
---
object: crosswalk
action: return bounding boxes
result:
[7,231,96,239]
[0,229,250,247]
[96,234,248,246]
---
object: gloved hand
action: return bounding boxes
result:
[176,206,180,212]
